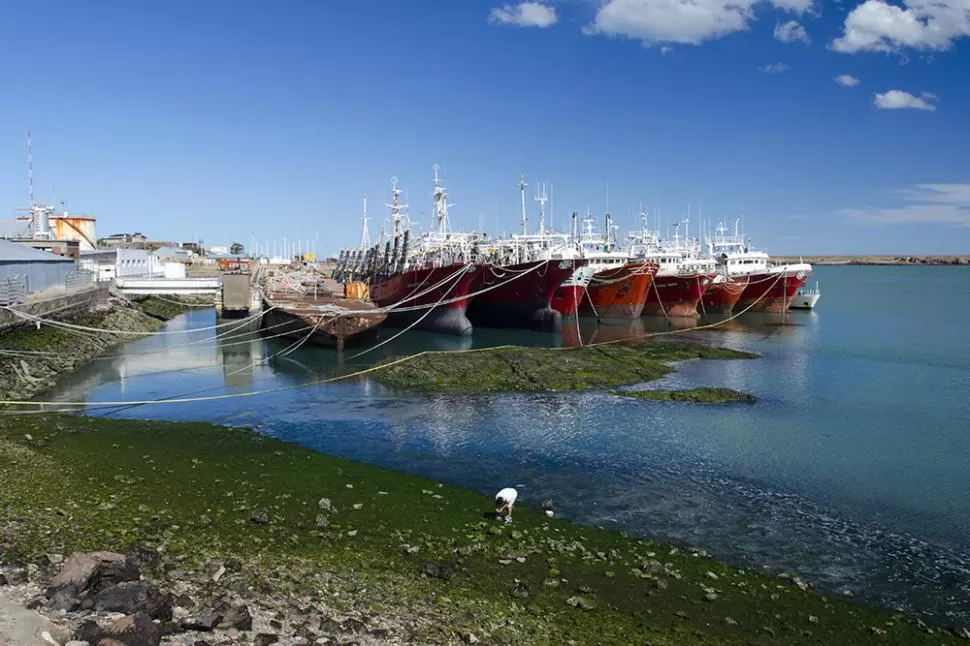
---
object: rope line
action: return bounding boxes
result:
[0,273,785,411]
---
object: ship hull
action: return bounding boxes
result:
[579,262,657,319]
[736,267,810,313]
[261,299,385,351]
[370,264,480,336]
[551,284,586,317]
[551,266,592,317]
[700,275,748,315]
[468,259,583,332]
[642,273,716,318]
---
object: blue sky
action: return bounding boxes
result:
[0,0,968,255]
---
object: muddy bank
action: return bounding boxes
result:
[0,414,958,645]
[373,341,757,394]
[0,297,197,403]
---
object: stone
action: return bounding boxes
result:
[124,543,160,569]
[565,595,597,610]
[79,612,161,646]
[318,498,332,512]
[181,612,223,632]
[641,560,665,576]
[249,509,270,524]
[0,563,29,585]
[422,563,454,581]
[64,642,91,646]
[253,634,279,646]
[953,624,970,640]
[218,604,253,631]
[92,581,173,621]
[704,592,718,602]
[49,552,140,600]
[42,618,75,645]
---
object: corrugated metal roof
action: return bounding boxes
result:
[0,238,75,263]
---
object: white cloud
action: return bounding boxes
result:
[759,62,791,73]
[834,74,860,86]
[774,20,811,44]
[840,184,970,226]
[831,0,970,53]
[660,45,674,55]
[584,0,813,47]
[873,89,937,111]
[489,2,558,28]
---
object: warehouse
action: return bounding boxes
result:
[0,238,76,297]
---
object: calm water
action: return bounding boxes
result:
[46,265,970,624]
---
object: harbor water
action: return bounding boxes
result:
[47,265,970,624]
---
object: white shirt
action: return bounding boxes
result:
[496,487,518,508]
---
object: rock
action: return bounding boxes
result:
[64,642,91,646]
[218,604,252,631]
[181,613,223,632]
[253,634,279,646]
[48,552,140,603]
[565,595,597,610]
[653,579,668,591]
[124,543,160,570]
[423,563,454,581]
[641,560,665,576]
[0,562,28,585]
[211,565,226,583]
[723,617,738,626]
[92,581,173,620]
[249,509,270,525]
[318,498,332,512]
[42,618,75,645]
[79,612,161,646]
[704,592,718,602]
[952,624,970,640]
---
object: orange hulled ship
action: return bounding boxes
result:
[579,260,658,318]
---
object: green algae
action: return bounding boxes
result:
[614,387,758,404]
[0,414,954,645]
[373,341,758,394]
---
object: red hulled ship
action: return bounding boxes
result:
[705,219,813,313]
[371,263,482,336]
[735,266,811,312]
[467,258,585,332]
[700,274,748,315]
[642,272,715,317]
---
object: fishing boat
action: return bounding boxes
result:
[468,180,585,332]
[568,212,658,318]
[704,218,812,312]
[628,211,716,318]
[789,281,821,310]
[336,172,482,336]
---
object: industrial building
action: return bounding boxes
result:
[0,238,76,295]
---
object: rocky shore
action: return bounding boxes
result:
[1,414,961,645]
[773,255,970,266]
[0,296,201,404]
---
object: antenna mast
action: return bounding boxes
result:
[519,176,528,235]
[27,129,33,205]
[360,196,370,248]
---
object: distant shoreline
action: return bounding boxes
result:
[773,255,970,266]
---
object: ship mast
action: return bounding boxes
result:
[431,164,454,236]
[535,181,547,236]
[519,176,528,236]
[386,176,407,238]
